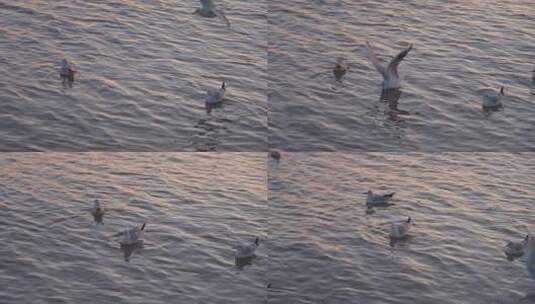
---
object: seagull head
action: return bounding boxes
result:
[407,217,412,223]
[254,237,259,246]
[500,86,504,95]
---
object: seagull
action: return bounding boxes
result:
[389,217,412,239]
[205,81,226,114]
[114,223,146,246]
[234,237,259,259]
[90,199,105,223]
[365,41,412,89]
[193,0,231,28]
[364,190,395,207]
[59,59,76,82]
[333,56,347,81]
[525,235,535,281]
[504,235,528,258]
[482,86,504,110]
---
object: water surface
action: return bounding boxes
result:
[269,1,535,151]
[0,153,267,303]
[0,1,267,151]
[268,153,535,303]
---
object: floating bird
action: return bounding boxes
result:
[364,190,395,207]
[333,56,347,81]
[525,235,535,281]
[482,86,504,110]
[205,81,226,114]
[269,150,281,160]
[115,223,146,246]
[193,0,231,27]
[59,59,76,82]
[90,199,105,223]
[366,41,412,89]
[504,235,528,258]
[389,217,412,239]
[235,237,259,259]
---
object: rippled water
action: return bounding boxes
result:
[0,153,267,303]
[269,1,535,151]
[268,153,535,303]
[0,1,267,151]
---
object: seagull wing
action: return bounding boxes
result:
[386,44,412,76]
[365,41,386,77]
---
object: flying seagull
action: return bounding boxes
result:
[366,41,412,89]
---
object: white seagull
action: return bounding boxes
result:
[205,81,226,113]
[59,59,76,82]
[481,86,504,110]
[504,235,528,257]
[364,190,395,207]
[235,237,259,259]
[389,217,412,239]
[525,235,535,281]
[366,41,413,90]
[115,223,146,246]
[193,0,231,27]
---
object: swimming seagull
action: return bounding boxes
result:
[333,56,347,81]
[482,86,504,110]
[364,190,395,207]
[389,217,412,239]
[193,0,231,28]
[205,81,226,114]
[90,199,105,223]
[365,41,413,89]
[59,59,76,82]
[234,237,259,259]
[504,235,528,258]
[115,223,146,246]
